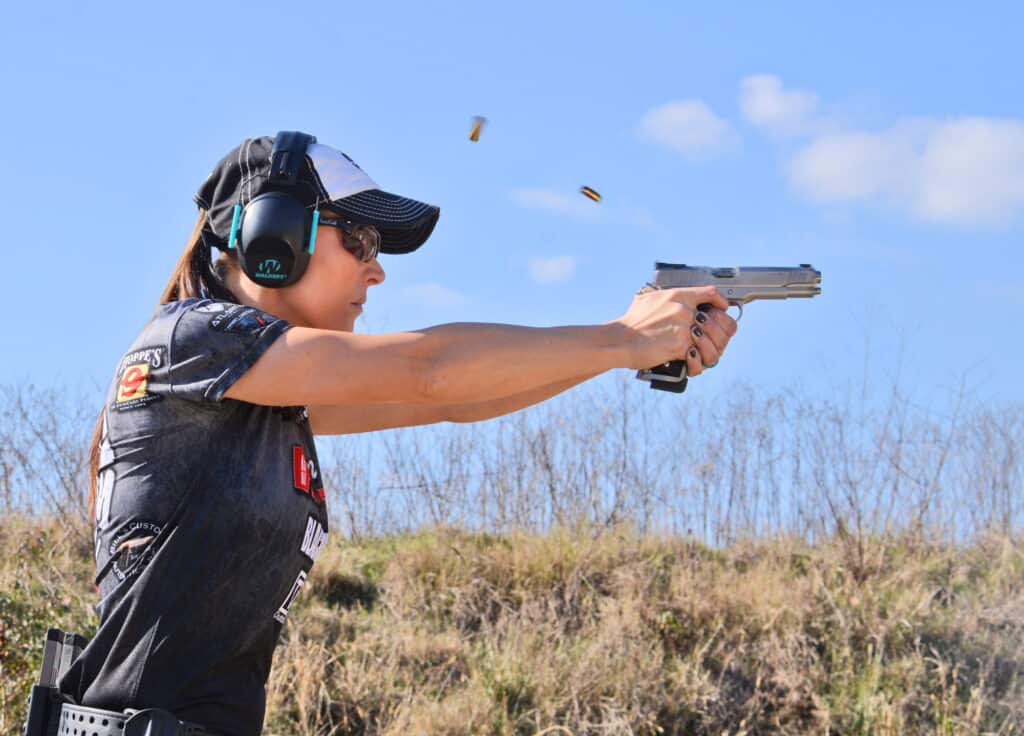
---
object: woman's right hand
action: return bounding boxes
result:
[611,285,738,376]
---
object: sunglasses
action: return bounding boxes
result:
[315,213,382,263]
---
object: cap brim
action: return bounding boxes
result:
[325,190,440,254]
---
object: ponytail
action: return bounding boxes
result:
[158,210,240,305]
[88,211,240,522]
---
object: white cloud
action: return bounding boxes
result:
[511,189,601,222]
[739,74,820,138]
[399,283,468,308]
[789,128,919,203]
[788,117,1024,225]
[743,75,1024,226]
[916,118,1024,224]
[636,100,738,159]
[510,188,661,231]
[528,256,576,284]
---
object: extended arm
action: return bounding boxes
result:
[223,286,729,410]
[225,321,630,408]
[309,370,601,435]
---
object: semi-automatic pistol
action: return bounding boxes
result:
[636,263,822,393]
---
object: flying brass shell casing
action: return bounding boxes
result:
[469,116,486,142]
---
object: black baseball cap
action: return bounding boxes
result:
[194,134,440,254]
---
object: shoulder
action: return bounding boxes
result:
[114,297,261,378]
[140,297,208,334]
[158,297,231,322]
[123,298,219,354]
[109,298,290,407]
[170,300,290,348]
[143,298,286,343]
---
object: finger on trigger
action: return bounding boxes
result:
[703,286,730,311]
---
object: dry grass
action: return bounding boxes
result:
[0,514,96,736]
[257,525,1022,735]
[2,522,1022,734]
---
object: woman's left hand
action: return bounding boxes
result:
[683,305,738,378]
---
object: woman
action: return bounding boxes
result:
[61,132,736,735]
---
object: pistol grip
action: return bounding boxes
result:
[651,369,688,393]
[636,360,689,393]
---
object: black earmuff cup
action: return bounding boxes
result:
[237,192,311,288]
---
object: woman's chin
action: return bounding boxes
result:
[339,312,359,332]
[329,318,355,333]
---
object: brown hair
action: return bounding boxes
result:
[86,211,240,521]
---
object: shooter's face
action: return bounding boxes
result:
[284,222,386,332]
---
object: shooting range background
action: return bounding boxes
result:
[0,1,1020,408]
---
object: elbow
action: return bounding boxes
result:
[421,358,455,404]
[421,355,487,406]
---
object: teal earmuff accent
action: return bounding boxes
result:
[307,209,320,254]
[227,204,242,249]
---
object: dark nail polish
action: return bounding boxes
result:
[695,312,707,324]
[688,348,698,359]
[691,325,703,338]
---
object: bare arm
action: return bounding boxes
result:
[223,285,729,409]
[225,322,629,408]
[309,370,601,435]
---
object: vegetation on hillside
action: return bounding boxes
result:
[1,379,1021,733]
[2,517,1021,735]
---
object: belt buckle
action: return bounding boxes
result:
[123,709,182,736]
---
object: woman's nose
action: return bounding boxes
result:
[366,259,385,285]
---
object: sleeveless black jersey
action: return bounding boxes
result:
[59,298,329,736]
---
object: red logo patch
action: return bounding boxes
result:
[293,446,310,492]
[292,445,325,504]
[118,365,149,401]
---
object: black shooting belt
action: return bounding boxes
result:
[58,703,216,736]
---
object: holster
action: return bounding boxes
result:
[23,629,212,736]
[23,628,85,736]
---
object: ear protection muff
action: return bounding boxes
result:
[227,131,321,288]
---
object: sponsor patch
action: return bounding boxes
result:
[274,570,307,624]
[116,346,167,374]
[292,445,325,504]
[112,346,165,412]
[293,446,310,492]
[118,363,150,402]
[108,520,162,581]
[114,364,160,411]
[208,304,276,335]
[195,301,231,314]
[300,515,328,562]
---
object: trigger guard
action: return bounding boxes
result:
[729,302,744,321]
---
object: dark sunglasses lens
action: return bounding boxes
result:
[341,235,368,262]
[345,226,381,262]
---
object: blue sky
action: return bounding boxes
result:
[0,1,1021,408]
